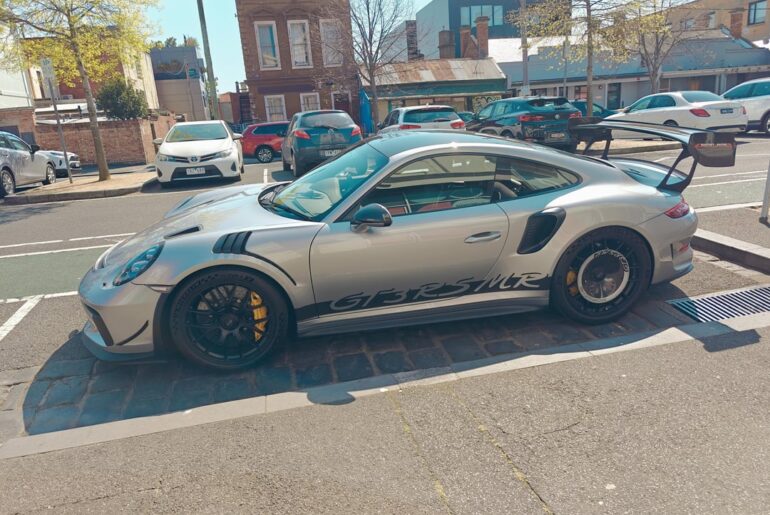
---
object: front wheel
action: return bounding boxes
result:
[255,146,274,163]
[168,269,289,370]
[42,164,56,185]
[0,169,15,197]
[550,227,652,325]
[761,112,770,135]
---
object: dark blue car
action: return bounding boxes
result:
[281,110,362,177]
[571,100,618,119]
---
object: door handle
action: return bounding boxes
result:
[465,231,501,244]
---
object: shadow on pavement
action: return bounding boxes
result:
[0,201,63,225]
[20,282,716,436]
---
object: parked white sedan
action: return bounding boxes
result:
[154,121,244,188]
[378,105,466,133]
[606,91,747,133]
[723,78,770,134]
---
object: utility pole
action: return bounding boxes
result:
[562,37,568,97]
[520,0,530,96]
[197,0,220,119]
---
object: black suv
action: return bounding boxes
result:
[466,97,582,151]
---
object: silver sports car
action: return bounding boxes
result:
[78,121,736,369]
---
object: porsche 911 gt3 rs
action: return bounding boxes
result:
[78,121,736,369]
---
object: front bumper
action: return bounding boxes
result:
[79,263,162,359]
[156,155,240,183]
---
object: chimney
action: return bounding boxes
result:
[475,16,489,58]
[729,9,743,39]
[460,25,471,58]
[438,29,454,59]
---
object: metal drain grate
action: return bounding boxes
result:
[668,286,770,322]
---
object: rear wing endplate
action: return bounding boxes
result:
[569,118,737,192]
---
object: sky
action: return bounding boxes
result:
[149,0,433,94]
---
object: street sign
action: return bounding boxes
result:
[40,58,55,83]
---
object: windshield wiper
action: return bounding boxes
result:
[271,202,310,221]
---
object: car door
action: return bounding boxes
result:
[747,81,770,125]
[473,103,496,132]
[5,134,43,186]
[308,152,510,318]
[618,96,653,122]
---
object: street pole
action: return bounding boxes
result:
[520,0,530,96]
[760,158,770,224]
[41,58,72,184]
[197,0,221,120]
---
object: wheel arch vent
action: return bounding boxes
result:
[213,231,252,254]
[517,207,566,255]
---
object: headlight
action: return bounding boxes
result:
[157,153,172,162]
[212,149,232,159]
[113,243,164,286]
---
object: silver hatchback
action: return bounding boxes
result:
[0,131,57,197]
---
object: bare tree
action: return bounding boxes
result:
[319,0,416,127]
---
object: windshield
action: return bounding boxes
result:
[166,123,228,142]
[299,112,353,129]
[682,91,722,103]
[270,142,389,221]
[404,108,459,123]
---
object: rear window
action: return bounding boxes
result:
[403,107,459,123]
[681,91,722,103]
[253,123,287,135]
[526,97,571,109]
[299,112,353,129]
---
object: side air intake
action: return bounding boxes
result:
[213,231,252,254]
[517,208,566,254]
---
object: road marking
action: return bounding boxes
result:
[263,168,268,183]
[0,291,78,305]
[0,244,111,260]
[69,233,134,242]
[696,202,761,213]
[693,170,766,180]
[0,240,63,250]
[0,296,42,342]
[688,178,765,188]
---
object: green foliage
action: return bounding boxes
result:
[96,78,149,120]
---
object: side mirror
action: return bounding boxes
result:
[30,144,40,153]
[351,203,392,233]
[233,133,243,140]
[153,138,163,145]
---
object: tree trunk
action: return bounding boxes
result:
[585,1,593,117]
[650,65,662,94]
[73,45,110,181]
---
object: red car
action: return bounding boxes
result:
[241,121,289,163]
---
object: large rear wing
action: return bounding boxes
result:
[569,118,737,192]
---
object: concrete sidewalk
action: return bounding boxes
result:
[3,171,157,205]
[693,206,770,274]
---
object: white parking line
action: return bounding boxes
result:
[0,233,133,252]
[0,244,111,260]
[688,178,766,188]
[68,233,134,242]
[263,168,268,183]
[0,296,41,342]
[0,291,78,305]
[0,240,63,250]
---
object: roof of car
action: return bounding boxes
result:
[173,120,226,126]
[367,130,529,157]
[398,105,454,112]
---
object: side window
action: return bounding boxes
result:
[288,114,299,132]
[6,135,29,151]
[385,111,397,126]
[628,97,652,112]
[724,83,753,99]
[360,153,497,217]
[0,136,10,149]
[491,102,509,117]
[752,81,770,97]
[477,104,494,120]
[650,95,676,108]
[494,158,579,201]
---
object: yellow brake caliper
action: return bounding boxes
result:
[566,270,579,297]
[249,291,268,342]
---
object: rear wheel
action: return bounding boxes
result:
[168,269,289,370]
[550,227,652,325]
[42,164,56,185]
[761,112,770,135]
[501,130,514,138]
[0,169,15,197]
[663,120,678,127]
[255,146,274,163]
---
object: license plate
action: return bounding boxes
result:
[549,132,566,140]
[721,108,733,114]
[186,167,206,175]
[323,150,341,157]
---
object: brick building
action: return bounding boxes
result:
[235,0,359,122]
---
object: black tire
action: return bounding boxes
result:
[255,145,274,163]
[663,120,678,127]
[42,164,56,185]
[232,173,243,183]
[159,181,172,189]
[501,130,514,138]
[168,269,289,370]
[761,112,770,135]
[0,169,15,197]
[282,157,291,172]
[550,227,652,325]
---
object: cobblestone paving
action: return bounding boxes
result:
[10,297,692,436]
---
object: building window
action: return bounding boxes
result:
[749,1,766,25]
[680,17,694,30]
[300,92,320,111]
[573,85,587,100]
[707,11,716,28]
[264,95,286,121]
[288,20,312,68]
[255,21,280,70]
[320,19,344,67]
[460,5,505,27]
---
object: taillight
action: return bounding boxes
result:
[689,108,710,117]
[294,129,311,140]
[519,115,545,122]
[399,124,421,130]
[569,111,582,118]
[450,120,465,129]
[665,198,690,218]
[351,125,362,137]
